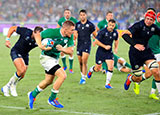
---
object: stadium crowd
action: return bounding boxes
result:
[0,0,159,28]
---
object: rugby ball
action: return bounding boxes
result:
[41,38,54,47]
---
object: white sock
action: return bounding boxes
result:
[90,66,95,72]
[150,88,156,94]
[142,74,146,80]
[37,85,44,92]
[81,73,86,80]
[155,82,160,95]
[105,71,113,85]
[6,73,19,88]
[69,55,74,60]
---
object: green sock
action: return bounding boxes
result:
[125,62,132,69]
[32,87,40,98]
[62,57,67,67]
[49,91,57,101]
[102,62,108,70]
[152,79,157,89]
[69,59,73,70]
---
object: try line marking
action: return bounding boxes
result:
[0,105,111,115]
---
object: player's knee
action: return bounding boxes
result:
[151,69,159,76]
[148,60,159,70]
[94,66,101,72]
[132,69,143,77]
[134,77,142,82]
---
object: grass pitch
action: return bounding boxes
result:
[0,34,160,115]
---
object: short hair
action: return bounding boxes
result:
[106,11,113,15]
[34,26,43,33]
[146,8,156,13]
[79,9,87,14]
[64,9,71,12]
[62,20,75,27]
[108,19,116,23]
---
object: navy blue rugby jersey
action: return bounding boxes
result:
[96,27,118,52]
[75,20,95,44]
[12,27,38,54]
[128,20,160,48]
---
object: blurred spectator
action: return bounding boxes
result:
[0,0,159,29]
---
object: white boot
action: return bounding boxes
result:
[1,85,10,97]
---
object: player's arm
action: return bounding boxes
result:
[33,32,52,51]
[56,24,61,28]
[5,26,18,48]
[122,30,145,51]
[114,39,119,54]
[56,45,74,55]
[95,39,111,50]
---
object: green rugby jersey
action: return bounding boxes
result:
[97,19,118,30]
[148,20,160,54]
[58,17,78,26]
[41,28,74,59]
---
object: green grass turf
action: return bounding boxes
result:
[0,34,160,115]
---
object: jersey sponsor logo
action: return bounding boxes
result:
[151,27,155,31]
[105,32,108,37]
[86,24,89,27]
[82,27,84,29]
[77,24,81,28]
[29,43,32,45]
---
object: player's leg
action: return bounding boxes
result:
[2,55,27,97]
[61,52,67,70]
[79,52,89,84]
[102,62,107,74]
[69,53,74,73]
[87,52,102,78]
[28,73,54,109]
[145,60,160,96]
[105,59,114,89]
[48,67,66,108]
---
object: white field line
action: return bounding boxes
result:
[0,105,111,115]
[145,113,160,115]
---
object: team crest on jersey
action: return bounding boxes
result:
[151,27,155,31]
[113,33,116,37]
[64,39,68,43]
[86,24,89,27]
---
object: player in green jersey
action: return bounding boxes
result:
[28,21,75,109]
[57,9,78,73]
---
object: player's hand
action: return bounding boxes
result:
[40,45,52,51]
[56,44,63,51]
[134,44,145,51]
[5,40,11,48]
[105,45,111,50]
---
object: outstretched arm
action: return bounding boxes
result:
[5,26,18,48]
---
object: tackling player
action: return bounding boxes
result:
[1,26,44,97]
